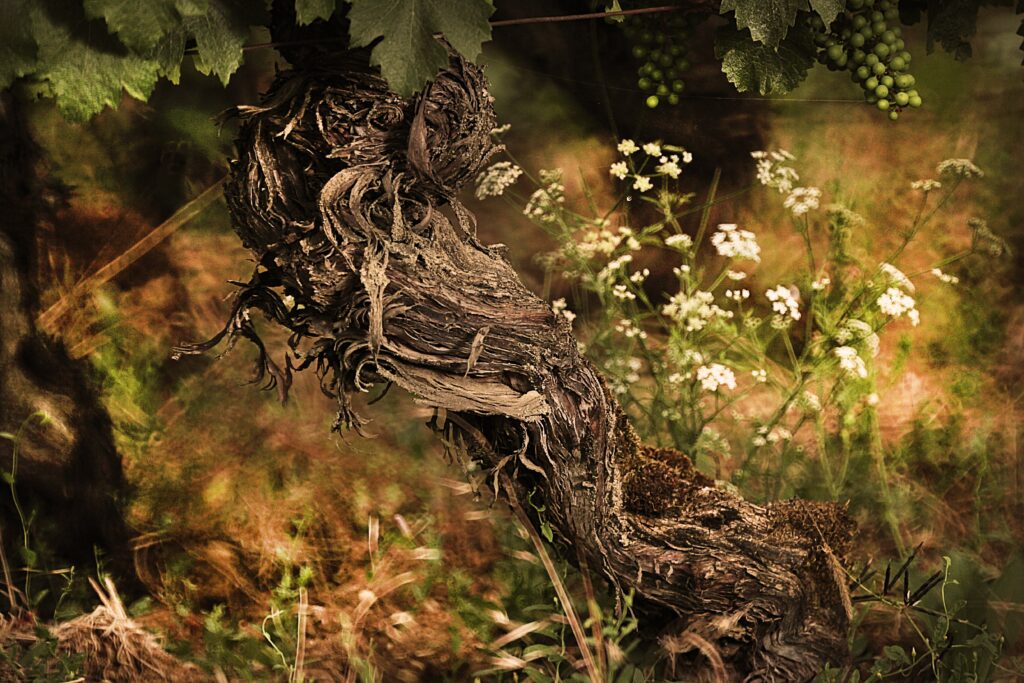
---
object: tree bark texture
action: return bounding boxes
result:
[176,54,855,681]
[0,93,128,565]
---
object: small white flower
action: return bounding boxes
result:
[642,142,661,157]
[711,223,761,262]
[784,186,821,216]
[911,178,942,192]
[662,290,730,331]
[612,284,636,301]
[752,435,768,447]
[617,139,639,155]
[931,268,959,284]
[696,363,736,392]
[811,276,831,291]
[633,176,653,193]
[615,318,648,339]
[937,158,983,179]
[766,285,801,322]
[664,233,693,250]
[726,270,747,281]
[876,286,919,325]
[551,298,576,324]
[656,159,682,179]
[766,426,792,443]
[866,393,880,406]
[629,268,650,283]
[681,150,693,164]
[834,346,868,378]
[609,161,629,180]
[751,369,767,383]
[725,288,750,302]
[880,263,915,292]
[475,161,523,200]
[799,391,822,413]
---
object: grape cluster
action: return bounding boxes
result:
[621,11,695,109]
[811,0,922,120]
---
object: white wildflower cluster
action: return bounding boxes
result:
[725,288,750,302]
[609,161,629,180]
[617,139,639,155]
[629,268,650,284]
[633,176,653,193]
[523,169,565,223]
[834,346,868,379]
[643,142,661,156]
[936,158,984,179]
[879,263,915,292]
[612,284,636,301]
[551,297,576,324]
[877,287,920,325]
[655,152,690,179]
[474,161,523,200]
[811,275,831,291]
[911,178,942,192]
[615,318,648,340]
[711,223,761,262]
[834,319,880,357]
[726,270,747,281]
[931,268,959,284]
[662,290,732,331]
[696,363,736,392]
[766,285,801,323]
[576,224,641,259]
[608,357,644,395]
[596,253,634,283]
[751,369,768,383]
[783,186,821,216]
[664,233,693,251]
[753,425,792,447]
[752,149,799,194]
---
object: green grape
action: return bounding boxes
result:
[668,44,684,57]
[856,65,871,79]
[865,53,880,67]
[646,95,659,108]
[667,93,680,105]
[638,77,652,91]
[872,20,887,34]
[852,15,868,29]
[651,69,664,82]
[865,76,879,90]
[632,46,647,59]
[877,98,890,110]
[871,10,884,22]
[676,58,690,71]
[875,84,889,97]
[656,83,670,96]
[909,95,922,108]
[873,62,887,75]
[827,44,845,61]
[873,42,890,58]
[895,38,905,50]
[850,33,866,48]
[889,110,899,120]
[881,75,894,87]
[890,56,906,71]
[665,67,679,80]
[672,79,685,93]
[852,49,867,64]
[649,49,663,62]
[624,12,694,111]
[658,53,673,67]
[881,30,896,44]
[894,91,909,106]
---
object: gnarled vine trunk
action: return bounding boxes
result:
[177,53,855,681]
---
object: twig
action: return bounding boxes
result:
[291,587,309,683]
[36,178,225,333]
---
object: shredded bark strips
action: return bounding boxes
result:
[175,51,856,680]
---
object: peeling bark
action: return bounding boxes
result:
[177,54,855,681]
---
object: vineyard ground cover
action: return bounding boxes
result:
[0,6,1021,681]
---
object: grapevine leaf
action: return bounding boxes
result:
[153,27,187,84]
[83,0,181,52]
[296,0,337,25]
[347,0,495,96]
[719,0,803,48]
[925,0,980,60]
[809,0,844,26]
[0,0,38,89]
[30,1,161,122]
[184,0,250,85]
[715,23,816,96]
